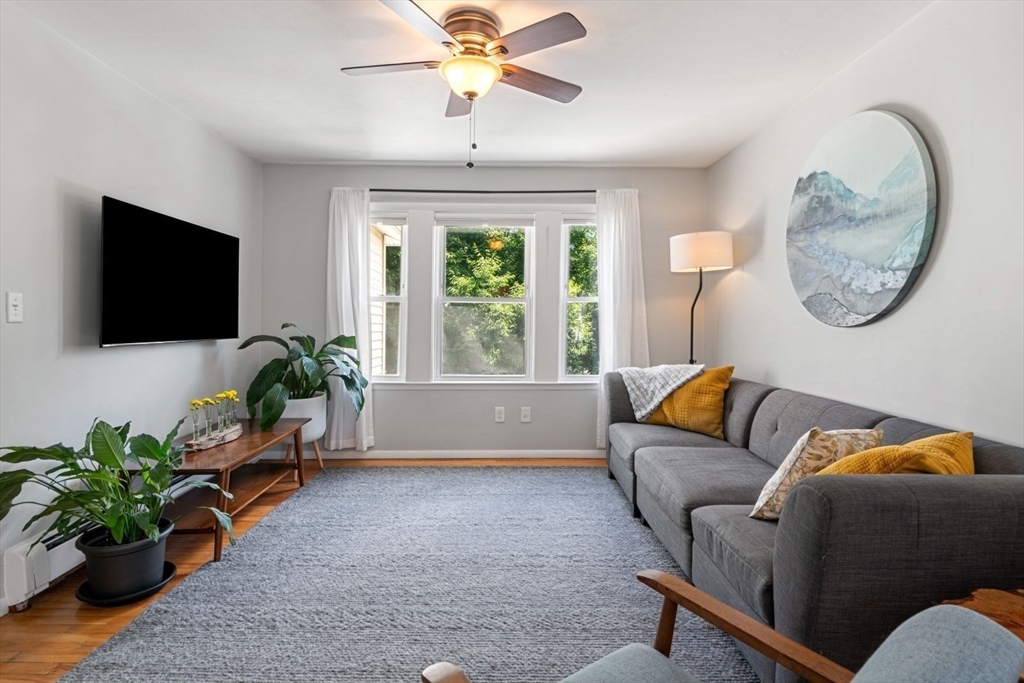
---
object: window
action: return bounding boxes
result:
[435,224,532,379]
[369,221,406,378]
[561,223,599,378]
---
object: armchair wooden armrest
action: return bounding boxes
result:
[637,569,855,683]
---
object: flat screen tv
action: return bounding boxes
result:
[100,196,239,347]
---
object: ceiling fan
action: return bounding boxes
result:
[341,0,586,118]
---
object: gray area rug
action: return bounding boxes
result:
[62,467,758,683]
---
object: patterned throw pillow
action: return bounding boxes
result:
[750,427,883,520]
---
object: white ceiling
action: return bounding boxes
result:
[16,0,931,167]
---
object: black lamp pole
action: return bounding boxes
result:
[688,267,703,365]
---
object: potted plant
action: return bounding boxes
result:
[238,323,368,440]
[0,418,235,604]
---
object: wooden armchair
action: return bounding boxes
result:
[422,569,1024,683]
[422,569,854,683]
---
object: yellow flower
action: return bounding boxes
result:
[233,397,240,402]
[202,398,215,405]
[190,400,203,409]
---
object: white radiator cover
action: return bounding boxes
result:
[3,531,84,612]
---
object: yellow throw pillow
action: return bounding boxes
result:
[818,432,975,475]
[750,427,884,520]
[646,366,734,439]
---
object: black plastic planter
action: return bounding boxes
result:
[75,518,174,602]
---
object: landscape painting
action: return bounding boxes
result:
[786,111,937,327]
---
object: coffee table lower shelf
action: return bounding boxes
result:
[168,463,295,533]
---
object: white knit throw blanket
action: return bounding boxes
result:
[619,364,705,422]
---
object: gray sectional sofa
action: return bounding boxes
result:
[604,371,1024,683]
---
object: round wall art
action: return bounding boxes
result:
[786,110,937,327]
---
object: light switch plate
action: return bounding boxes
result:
[520,407,531,423]
[6,292,23,323]
[494,407,505,423]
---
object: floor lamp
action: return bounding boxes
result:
[670,231,734,364]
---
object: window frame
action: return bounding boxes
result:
[559,220,600,382]
[368,218,408,382]
[432,220,535,382]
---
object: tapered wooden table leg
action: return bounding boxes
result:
[213,470,230,562]
[312,440,324,469]
[294,433,306,486]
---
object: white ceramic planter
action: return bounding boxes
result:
[280,392,327,444]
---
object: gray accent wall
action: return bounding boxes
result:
[260,165,707,452]
[705,1,1024,447]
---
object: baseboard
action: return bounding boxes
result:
[323,449,605,460]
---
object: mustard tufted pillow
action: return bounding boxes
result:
[818,431,974,476]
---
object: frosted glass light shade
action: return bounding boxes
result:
[670,231,734,272]
[439,55,503,100]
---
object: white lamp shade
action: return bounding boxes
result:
[670,231,734,272]
[439,55,503,100]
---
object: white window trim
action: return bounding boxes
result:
[432,222,535,382]
[369,219,408,382]
[559,220,600,383]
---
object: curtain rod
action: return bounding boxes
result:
[369,188,596,195]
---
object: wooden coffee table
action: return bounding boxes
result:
[164,418,310,562]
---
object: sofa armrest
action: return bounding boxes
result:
[603,371,636,427]
[773,474,1024,683]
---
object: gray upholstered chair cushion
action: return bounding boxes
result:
[691,505,777,623]
[609,423,730,470]
[747,390,890,467]
[723,379,776,449]
[852,605,1024,683]
[635,447,776,531]
[560,643,701,683]
[875,417,1024,474]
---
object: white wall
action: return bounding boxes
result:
[705,0,1024,446]
[261,165,706,452]
[0,3,263,611]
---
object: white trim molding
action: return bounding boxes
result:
[322,449,605,460]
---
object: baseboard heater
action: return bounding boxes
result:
[2,474,202,614]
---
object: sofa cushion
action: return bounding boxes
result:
[560,643,700,683]
[723,379,777,449]
[875,417,1024,475]
[748,389,890,467]
[691,505,777,623]
[609,424,730,471]
[634,447,777,532]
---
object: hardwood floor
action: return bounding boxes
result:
[0,458,604,682]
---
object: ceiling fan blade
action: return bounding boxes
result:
[498,65,582,103]
[445,91,472,118]
[340,60,440,76]
[379,0,463,53]
[487,13,586,61]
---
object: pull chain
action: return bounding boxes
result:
[467,98,477,169]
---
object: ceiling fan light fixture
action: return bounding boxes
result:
[439,55,502,100]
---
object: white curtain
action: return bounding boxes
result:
[596,189,650,448]
[325,188,374,451]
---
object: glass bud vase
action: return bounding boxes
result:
[204,406,214,437]
[217,401,225,432]
[191,410,201,441]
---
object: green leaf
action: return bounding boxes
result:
[0,444,74,464]
[200,506,237,546]
[90,421,126,470]
[246,358,288,410]
[179,480,234,499]
[237,334,289,351]
[300,356,325,389]
[128,434,163,463]
[115,422,132,444]
[259,383,289,430]
[323,334,357,350]
[0,469,35,519]
[286,346,304,362]
[162,417,187,451]
[342,375,366,415]
[280,322,299,331]
[289,335,315,356]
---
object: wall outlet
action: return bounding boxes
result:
[6,292,23,323]
[494,406,505,423]
[520,407,531,423]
